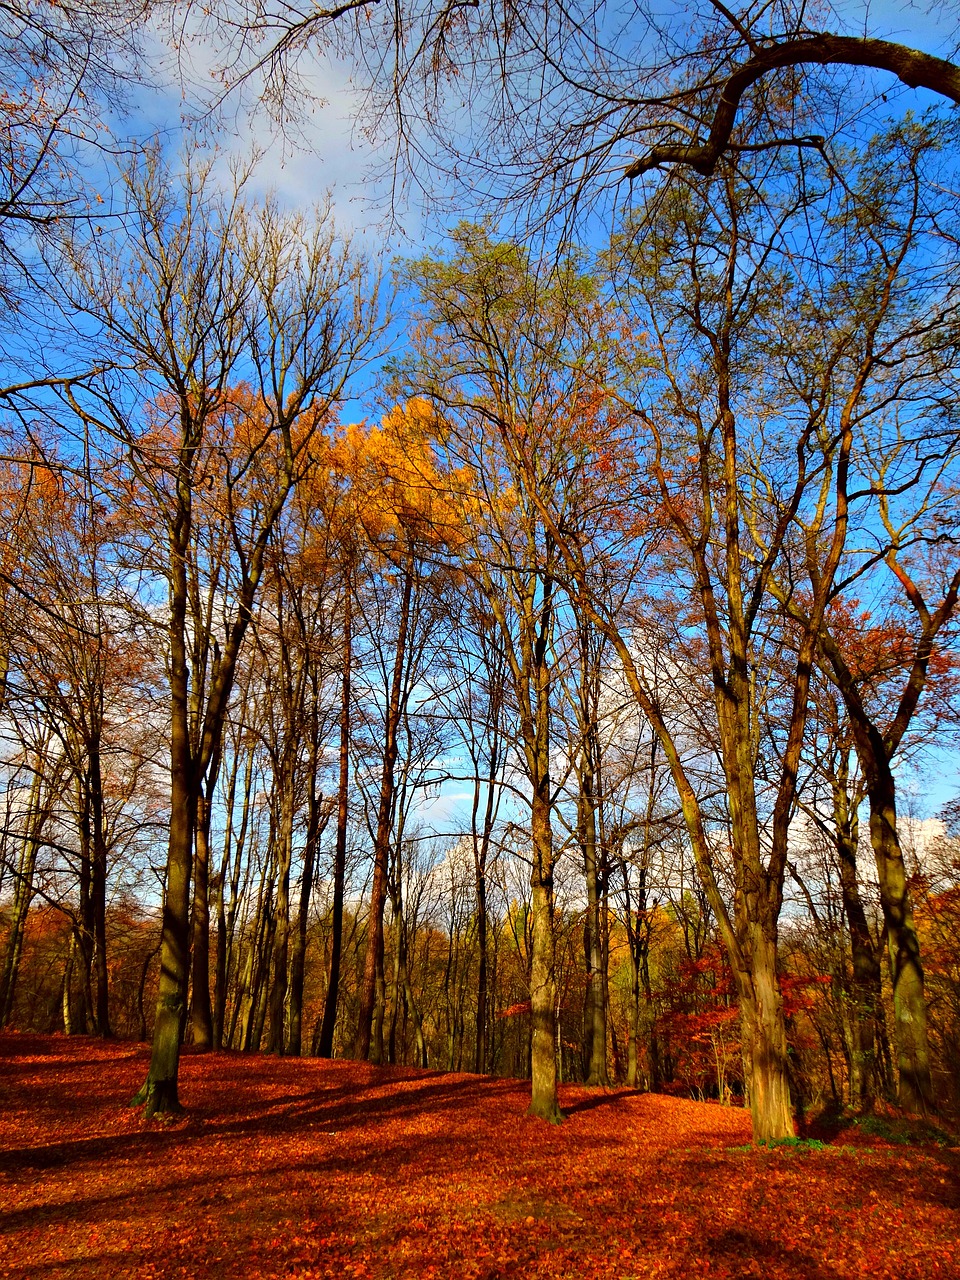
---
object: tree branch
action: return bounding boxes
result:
[625,35,960,180]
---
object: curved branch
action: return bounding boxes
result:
[625,34,960,179]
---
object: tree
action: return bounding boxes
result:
[60,153,383,1113]
[341,407,458,1064]
[397,228,623,1120]
[794,678,888,1113]
[761,117,960,1115]
[193,2,958,236]
[0,0,153,305]
[520,127,957,1137]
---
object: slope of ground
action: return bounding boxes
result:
[0,1033,957,1279]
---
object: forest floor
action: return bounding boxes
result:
[0,1034,958,1280]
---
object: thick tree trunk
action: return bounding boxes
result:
[133,738,194,1116]
[738,927,795,1143]
[867,781,934,1115]
[528,789,562,1124]
[821,638,939,1115]
[191,788,215,1049]
[134,505,198,1115]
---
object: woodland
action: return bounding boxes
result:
[2,0,960,1206]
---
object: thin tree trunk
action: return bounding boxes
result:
[0,767,46,1026]
[267,779,295,1055]
[88,737,111,1038]
[831,772,883,1110]
[288,753,329,1056]
[357,554,413,1061]
[581,765,608,1086]
[318,582,352,1058]
[216,746,255,1049]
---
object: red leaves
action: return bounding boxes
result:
[1,1034,957,1279]
[496,1000,532,1019]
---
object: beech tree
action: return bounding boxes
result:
[59,154,383,1113]
[396,227,627,1121]
[516,130,946,1137]
[761,118,960,1116]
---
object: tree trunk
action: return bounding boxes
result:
[215,746,254,1049]
[318,584,352,1058]
[832,777,883,1110]
[0,767,45,1026]
[357,554,413,1061]
[76,771,95,1033]
[581,763,608,1086]
[737,926,795,1143]
[133,728,194,1116]
[287,754,327,1056]
[267,779,295,1055]
[528,787,562,1124]
[868,780,934,1115]
[820,635,939,1115]
[191,787,215,1048]
[472,756,499,1074]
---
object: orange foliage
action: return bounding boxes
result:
[330,399,462,550]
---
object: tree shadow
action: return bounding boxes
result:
[561,1088,644,1116]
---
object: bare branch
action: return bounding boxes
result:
[625,35,960,179]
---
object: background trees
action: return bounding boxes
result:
[1,0,959,1144]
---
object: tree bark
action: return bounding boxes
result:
[736,924,795,1142]
[527,743,561,1123]
[133,699,194,1116]
[191,787,215,1049]
[357,552,413,1061]
[267,774,295,1055]
[318,581,352,1058]
[830,769,883,1111]
[0,764,47,1026]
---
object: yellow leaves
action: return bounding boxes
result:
[330,399,462,550]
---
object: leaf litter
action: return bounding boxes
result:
[0,1033,957,1279]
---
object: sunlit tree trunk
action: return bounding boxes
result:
[266,773,295,1055]
[288,724,330,1056]
[133,529,194,1116]
[829,762,884,1111]
[820,634,940,1116]
[0,762,50,1026]
[191,785,216,1049]
[214,744,254,1049]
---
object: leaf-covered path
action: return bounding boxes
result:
[1,1034,957,1278]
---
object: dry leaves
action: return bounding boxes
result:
[1,1033,957,1279]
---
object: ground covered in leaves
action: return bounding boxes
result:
[1,1034,958,1278]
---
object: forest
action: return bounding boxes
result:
[2,0,960,1167]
